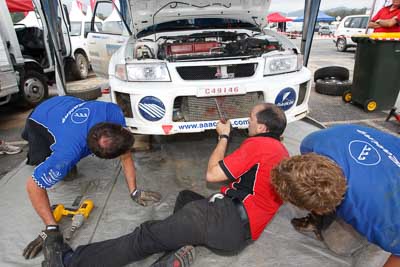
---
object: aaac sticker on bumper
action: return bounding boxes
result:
[275,87,296,111]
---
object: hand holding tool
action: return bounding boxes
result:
[214,98,227,123]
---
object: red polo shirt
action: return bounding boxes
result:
[372,5,400,32]
[219,135,289,240]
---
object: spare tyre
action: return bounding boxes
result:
[314,66,349,82]
[315,79,352,96]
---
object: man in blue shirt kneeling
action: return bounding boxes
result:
[271,124,400,267]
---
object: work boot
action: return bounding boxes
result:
[0,141,22,155]
[41,230,72,267]
[150,245,196,267]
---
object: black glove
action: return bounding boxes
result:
[291,213,324,241]
[131,189,161,206]
[23,225,61,259]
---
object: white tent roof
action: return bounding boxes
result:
[69,0,85,22]
[18,11,41,28]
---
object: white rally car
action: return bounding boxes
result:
[88,0,311,135]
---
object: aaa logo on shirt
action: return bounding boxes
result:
[72,108,90,124]
[348,140,381,166]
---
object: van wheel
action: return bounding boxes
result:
[67,86,102,101]
[336,38,347,52]
[315,79,352,96]
[74,52,89,80]
[314,66,349,82]
[20,70,48,107]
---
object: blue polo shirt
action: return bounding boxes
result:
[29,96,126,189]
[300,124,400,255]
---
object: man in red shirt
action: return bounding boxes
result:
[368,0,400,32]
[41,103,289,267]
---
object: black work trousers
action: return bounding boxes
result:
[68,190,251,267]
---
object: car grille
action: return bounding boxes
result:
[176,63,257,80]
[174,92,264,122]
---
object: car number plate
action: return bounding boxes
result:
[197,86,246,97]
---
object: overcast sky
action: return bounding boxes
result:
[270,0,373,13]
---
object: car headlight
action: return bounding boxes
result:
[115,64,127,81]
[264,54,301,76]
[126,63,171,81]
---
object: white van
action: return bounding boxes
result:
[0,0,69,106]
[87,0,312,135]
[333,15,369,52]
[69,7,103,80]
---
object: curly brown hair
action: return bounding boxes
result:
[270,153,347,214]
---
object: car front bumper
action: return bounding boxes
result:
[109,67,312,135]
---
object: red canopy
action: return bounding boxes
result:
[6,0,34,12]
[267,12,293,23]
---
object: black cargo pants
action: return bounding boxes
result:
[68,190,251,267]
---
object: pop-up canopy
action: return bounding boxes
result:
[267,12,293,23]
[293,11,335,22]
[6,0,34,12]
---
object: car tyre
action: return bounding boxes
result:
[67,86,102,101]
[315,79,352,96]
[19,70,48,107]
[336,38,347,52]
[74,52,89,80]
[314,66,349,82]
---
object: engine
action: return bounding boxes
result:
[133,31,282,61]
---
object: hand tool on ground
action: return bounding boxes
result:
[52,199,94,223]
[52,199,94,240]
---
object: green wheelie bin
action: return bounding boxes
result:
[342,33,400,112]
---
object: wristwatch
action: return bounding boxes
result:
[218,134,229,141]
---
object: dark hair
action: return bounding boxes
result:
[256,103,287,136]
[87,123,134,159]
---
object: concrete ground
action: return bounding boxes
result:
[0,120,389,267]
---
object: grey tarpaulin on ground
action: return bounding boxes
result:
[0,121,389,266]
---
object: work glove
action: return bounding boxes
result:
[23,225,62,259]
[131,189,161,206]
[291,213,324,241]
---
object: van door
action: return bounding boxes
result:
[0,33,19,101]
[87,1,131,78]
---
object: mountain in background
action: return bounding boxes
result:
[273,6,368,18]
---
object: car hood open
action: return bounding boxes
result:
[129,0,271,33]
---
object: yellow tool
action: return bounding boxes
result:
[52,199,94,223]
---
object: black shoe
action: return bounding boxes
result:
[41,233,72,267]
[64,166,78,182]
[150,245,195,267]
